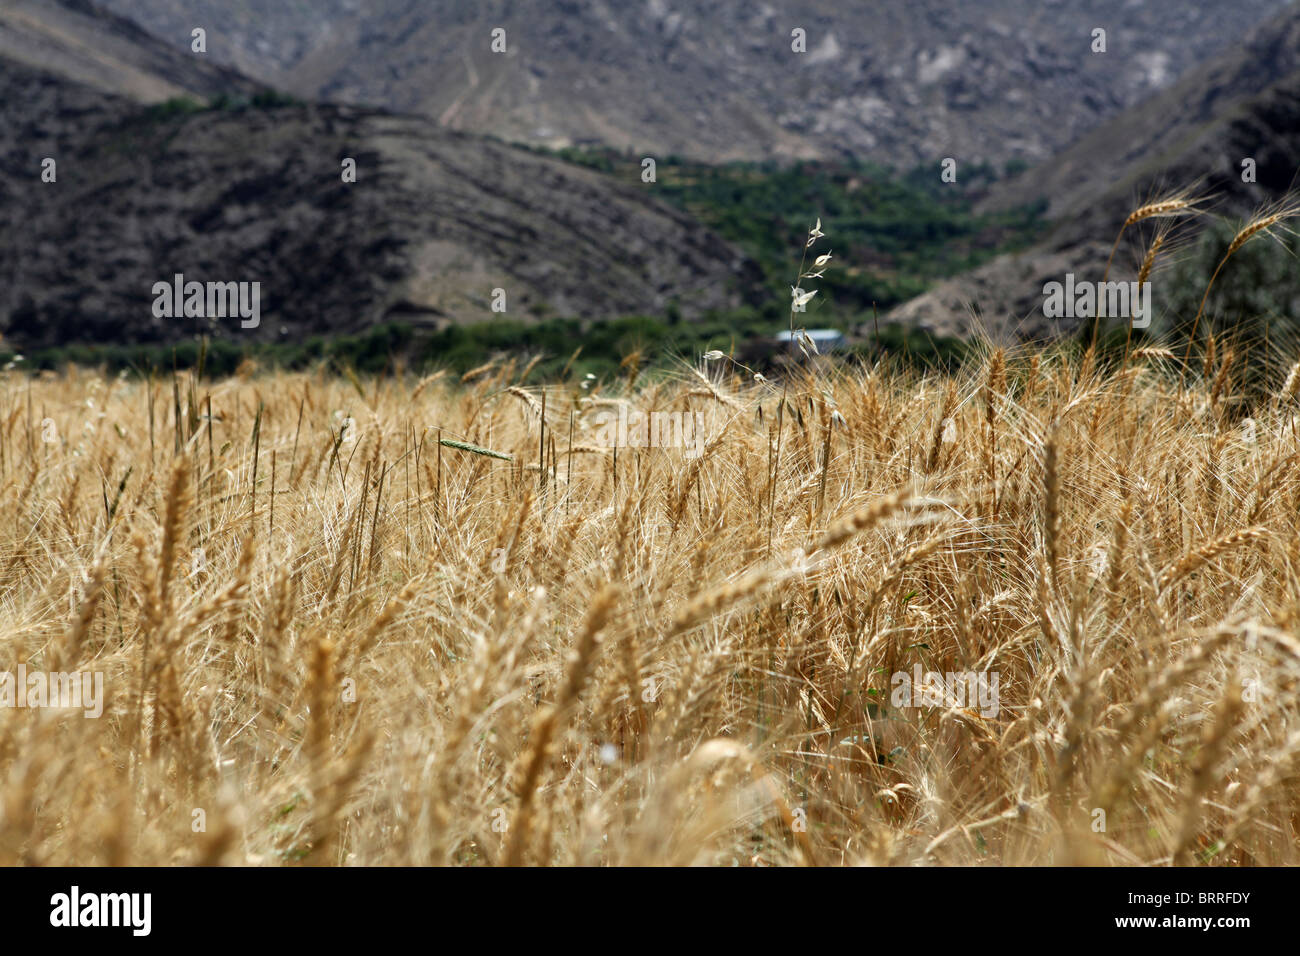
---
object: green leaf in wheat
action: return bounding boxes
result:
[438,438,513,461]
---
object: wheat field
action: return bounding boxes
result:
[1,338,1299,866]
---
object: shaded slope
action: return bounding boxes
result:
[0,58,760,350]
[886,5,1300,341]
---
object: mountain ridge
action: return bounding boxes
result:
[0,0,265,103]
[93,0,1292,166]
[885,3,1300,341]
[0,3,761,350]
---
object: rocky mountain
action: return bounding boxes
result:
[981,1,1300,223]
[93,0,1291,167]
[0,0,264,103]
[8,0,1297,352]
[0,7,760,351]
[885,3,1300,342]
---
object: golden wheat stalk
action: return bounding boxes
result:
[1102,193,1199,284]
[1183,200,1300,373]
